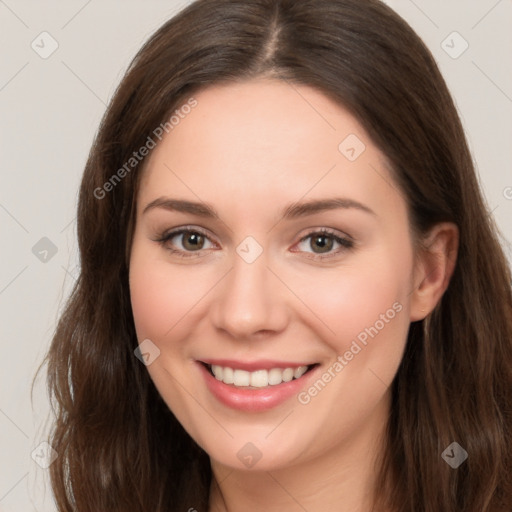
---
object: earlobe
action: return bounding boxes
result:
[409,222,459,322]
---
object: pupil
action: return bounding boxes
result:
[184,233,203,250]
[312,235,333,253]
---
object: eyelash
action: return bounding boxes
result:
[154,226,354,260]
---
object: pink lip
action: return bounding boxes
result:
[199,358,314,372]
[196,361,319,412]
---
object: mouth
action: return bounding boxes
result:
[196,359,322,412]
[199,361,319,389]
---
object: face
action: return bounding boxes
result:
[129,79,417,472]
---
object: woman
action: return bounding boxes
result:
[39,0,512,510]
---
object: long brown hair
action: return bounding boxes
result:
[36,0,512,510]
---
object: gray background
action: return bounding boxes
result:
[1,1,511,510]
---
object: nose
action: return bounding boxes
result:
[210,247,290,340]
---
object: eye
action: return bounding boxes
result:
[155,227,216,257]
[154,226,354,260]
[293,228,354,259]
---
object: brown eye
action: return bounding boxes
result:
[181,232,205,251]
[156,227,215,257]
[294,229,354,259]
[310,234,334,253]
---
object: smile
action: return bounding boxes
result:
[196,360,320,412]
[208,364,311,388]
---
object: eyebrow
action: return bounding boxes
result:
[143,196,376,219]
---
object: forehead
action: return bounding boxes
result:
[138,79,403,222]
[151,78,365,164]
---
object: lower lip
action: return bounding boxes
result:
[197,362,319,412]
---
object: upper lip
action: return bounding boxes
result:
[198,358,316,372]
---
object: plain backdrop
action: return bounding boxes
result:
[1,1,511,510]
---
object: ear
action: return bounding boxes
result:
[409,222,459,322]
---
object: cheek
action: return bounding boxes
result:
[129,245,226,355]
[291,244,413,372]
[129,263,171,341]
[129,243,206,342]
[291,256,411,438]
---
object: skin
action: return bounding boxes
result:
[129,78,458,512]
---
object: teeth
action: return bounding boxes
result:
[233,369,250,386]
[223,366,234,384]
[250,369,268,387]
[210,364,309,387]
